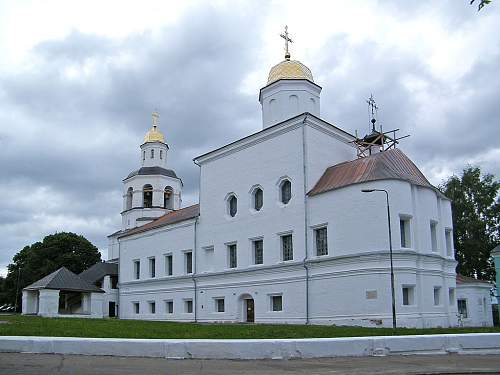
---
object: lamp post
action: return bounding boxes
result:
[362,189,397,329]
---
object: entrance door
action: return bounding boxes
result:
[245,299,254,323]
[109,302,116,318]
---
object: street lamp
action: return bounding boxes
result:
[361,189,397,329]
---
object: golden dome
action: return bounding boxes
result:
[144,126,165,143]
[143,111,165,143]
[267,59,314,85]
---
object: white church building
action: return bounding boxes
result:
[23,32,494,328]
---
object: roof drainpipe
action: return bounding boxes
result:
[192,216,199,323]
[301,113,310,325]
[117,238,121,319]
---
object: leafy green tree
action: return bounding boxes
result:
[3,232,101,310]
[440,166,499,280]
[470,0,492,12]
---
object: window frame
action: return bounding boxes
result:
[280,233,293,261]
[215,298,225,313]
[458,298,468,318]
[433,286,441,306]
[133,259,140,280]
[165,300,174,314]
[165,254,173,276]
[270,294,283,312]
[448,288,455,306]
[185,299,193,314]
[253,187,263,211]
[314,226,328,256]
[185,251,193,274]
[402,285,415,306]
[149,301,156,314]
[148,257,156,278]
[253,238,264,265]
[133,302,140,314]
[227,243,237,269]
[279,179,292,205]
[430,220,438,252]
[399,216,412,249]
[228,195,238,217]
[445,228,453,256]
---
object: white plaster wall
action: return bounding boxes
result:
[457,284,494,327]
[197,124,306,272]
[38,289,59,317]
[260,80,321,128]
[140,141,168,168]
[90,293,104,318]
[21,290,38,315]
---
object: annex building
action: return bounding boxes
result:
[23,31,493,328]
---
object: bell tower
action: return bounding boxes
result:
[121,112,183,230]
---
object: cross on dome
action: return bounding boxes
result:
[280,25,293,60]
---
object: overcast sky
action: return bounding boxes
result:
[0,0,499,276]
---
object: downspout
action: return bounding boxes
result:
[301,114,310,324]
[192,159,202,323]
[192,217,199,323]
[117,238,121,319]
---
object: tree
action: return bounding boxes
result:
[470,0,492,11]
[3,232,101,311]
[440,166,499,280]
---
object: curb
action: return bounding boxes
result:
[0,334,499,359]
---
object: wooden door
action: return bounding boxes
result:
[246,299,254,323]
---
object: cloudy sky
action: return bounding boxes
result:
[0,0,499,276]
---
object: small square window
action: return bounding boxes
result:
[402,286,415,306]
[149,301,156,314]
[185,299,193,313]
[215,298,225,313]
[133,302,140,314]
[228,244,237,268]
[281,234,293,261]
[433,286,441,306]
[253,239,263,265]
[166,300,173,314]
[271,295,282,311]
[314,227,328,256]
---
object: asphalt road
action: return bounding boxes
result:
[1,353,500,375]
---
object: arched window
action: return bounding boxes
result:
[143,151,145,161]
[164,186,173,209]
[150,149,154,159]
[143,184,153,208]
[289,94,299,112]
[253,188,263,211]
[280,180,291,204]
[160,150,163,159]
[228,195,237,217]
[126,187,133,210]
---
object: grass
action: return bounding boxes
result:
[0,315,499,340]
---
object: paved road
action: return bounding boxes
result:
[0,353,499,375]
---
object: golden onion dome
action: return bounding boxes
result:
[144,126,165,143]
[143,111,165,143]
[267,59,314,85]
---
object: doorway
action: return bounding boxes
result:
[245,298,255,323]
[109,301,116,318]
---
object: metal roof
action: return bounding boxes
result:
[308,148,438,196]
[79,262,118,284]
[456,274,492,286]
[24,267,104,293]
[124,166,178,181]
[118,204,200,239]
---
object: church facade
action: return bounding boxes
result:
[104,47,463,329]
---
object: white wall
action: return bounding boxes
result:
[457,284,494,327]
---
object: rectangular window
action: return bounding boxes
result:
[400,218,411,248]
[185,251,193,274]
[228,244,237,268]
[185,299,193,313]
[160,150,163,159]
[166,300,173,314]
[315,227,328,256]
[433,286,441,306]
[149,301,156,314]
[271,295,283,312]
[110,275,118,289]
[449,288,455,306]
[281,234,293,261]
[215,298,225,313]
[458,299,468,318]
[430,221,438,252]
[402,286,415,306]
[445,229,453,256]
[165,254,173,276]
[133,260,140,280]
[149,257,156,278]
[133,302,139,314]
[150,149,154,158]
[253,239,263,265]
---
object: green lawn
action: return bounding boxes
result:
[0,315,499,339]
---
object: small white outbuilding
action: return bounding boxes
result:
[22,267,105,318]
[456,274,493,327]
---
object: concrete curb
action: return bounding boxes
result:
[0,334,499,359]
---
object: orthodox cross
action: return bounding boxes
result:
[280,25,293,59]
[366,94,379,132]
[152,111,160,128]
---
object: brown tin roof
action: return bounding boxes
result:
[456,274,492,285]
[118,204,199,239]
[308,148,436,196]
